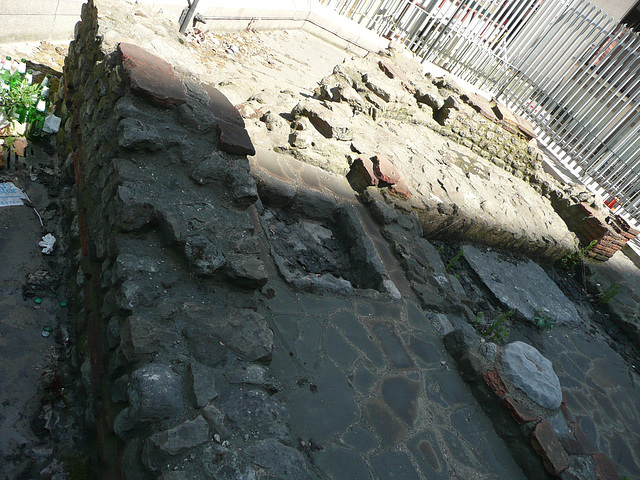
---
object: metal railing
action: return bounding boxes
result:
[321,0,640,228]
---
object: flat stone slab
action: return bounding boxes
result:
[463,245,579,325]
[118,43,186,108]
[502,341,562,410]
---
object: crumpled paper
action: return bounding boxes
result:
[39,233,56,254]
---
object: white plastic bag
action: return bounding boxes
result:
[39,233,56,254]
[43,114,62,134]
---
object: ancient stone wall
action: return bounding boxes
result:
[57,2,317,478]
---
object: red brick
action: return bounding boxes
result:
[483,370,508,398]
[372,154,402,185]
[202,83,246,127]
[118,43,186,108]
[378,60,414,93]
[389,178,411,199]
[349,157,379,187]
[463,93,499,122]
[574,421,597,454]
[592,453,618,480]
[503,397,538,424]
[216,121,256,156]
[530,420,569,476]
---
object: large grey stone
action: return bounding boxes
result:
[128,363,185,423]
[243,438,315,480]
[222,389,290,443]
[501,341,562,409]
[142,416,211,471]
[463,245,579,325]
[190,362,219,408]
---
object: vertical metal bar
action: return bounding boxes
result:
[422,0,465,62]
[563,41,640,156]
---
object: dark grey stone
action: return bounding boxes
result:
[501,341,562,409]
[201,404,229,437]
[255,175,297,209]
[314,445,372,480]
[227,167,259,207]
[351,365,377,394]
[370,322,414,369]
[142,416,210,471]
[324,325,360,370]
[286,357,358,442]
[370,450,421,480]
[120,314,174,362]
[184,234,227,276]
[225,364,280,392]
[294,315,324,369]
[190,362,219,408]
[225,255,268,289]
[183,307,273,365]
[463,245,579,325]
[116,279,162,311]
[409,335,443,365]
[121,438,150,480]
[190,154,229,185]
[128,363,184,424]
[222,390,291,443]
[182,321,229,367]
[117,117,164,151]
[291,187,338,221]
[243,438,315,480]
[381,376,421,427]
[341,426,379,452]
[407,432,448,479]
[363,398,408,446]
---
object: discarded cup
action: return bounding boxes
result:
[42,326,52,338]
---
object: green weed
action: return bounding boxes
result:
[597,282,620,305]
[532,310,555,332]
[480,310,512,344]
[556,240,597,270]
[445,249,464,272]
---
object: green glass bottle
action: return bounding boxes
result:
[0,57,12,92]
[10,58,27,90]
[26,96,47,139]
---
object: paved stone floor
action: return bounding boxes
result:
[249,149,529,479]
[250,148,640,479]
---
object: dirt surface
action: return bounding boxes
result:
[1,39,87,477]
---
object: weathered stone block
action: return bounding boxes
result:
[531,420,569,476]
[127,364,184,424]
[502,341,562,409]
[216,120,256,156]
[222,390,290,443]
[118,43,186,108]
[372,154,401,185]
[142,416,210,471]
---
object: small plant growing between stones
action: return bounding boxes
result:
[445,249,464,272]
[477,310,512,344]
[532,309,555,332]
[556,240,597,270]
[597,282,620,305]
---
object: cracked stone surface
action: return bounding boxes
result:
[46,2,640,479]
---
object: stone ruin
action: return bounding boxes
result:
[45,0,637,479]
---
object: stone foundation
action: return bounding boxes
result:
[57,2,316,478]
